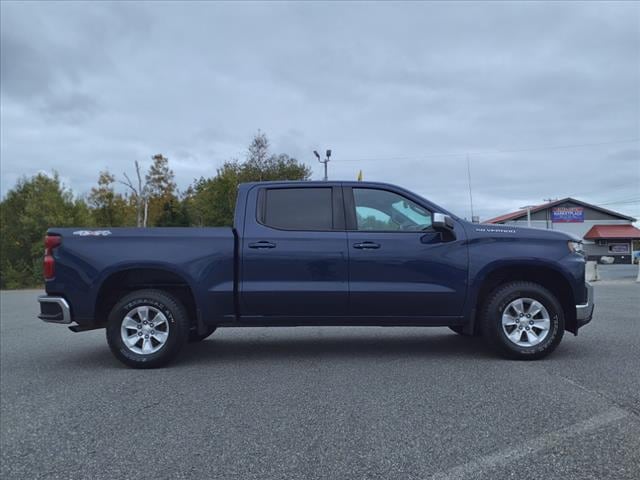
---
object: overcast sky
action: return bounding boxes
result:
[1,1,639,220]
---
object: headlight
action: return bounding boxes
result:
[568,240,584,255]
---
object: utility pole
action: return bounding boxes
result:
[314,149,331,181]
[466,154,475,220]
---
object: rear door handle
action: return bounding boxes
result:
[353,241,381,250]
[248,241,276,249]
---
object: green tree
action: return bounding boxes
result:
[155,196,191,227]
[185,132,312,226]
[0,173,91,288]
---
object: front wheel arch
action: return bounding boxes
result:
[471,264,577,335]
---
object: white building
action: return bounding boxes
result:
[485,198,640,264]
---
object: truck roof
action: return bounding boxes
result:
[237,180,458,220]
[239,180,407,188]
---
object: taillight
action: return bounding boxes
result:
[43,235,61,279]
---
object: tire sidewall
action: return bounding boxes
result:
[486,283,564,359]
[107,292,186,367]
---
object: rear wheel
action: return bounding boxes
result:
[106,289,189,368]
[482,281,564,360]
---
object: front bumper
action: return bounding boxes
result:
[575,282,594,328]
[38,296,72,324]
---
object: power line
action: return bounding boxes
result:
[495,138,640,153]
[521,181,640,202]
[336,138,639,163]
[598,199,640,206]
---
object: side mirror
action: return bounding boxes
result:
[433,213,454,231]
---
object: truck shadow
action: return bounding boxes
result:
[51,329,588,370]
[176,330,496,367]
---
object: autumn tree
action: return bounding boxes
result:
[145,154,182,226]
[87,170,130,226]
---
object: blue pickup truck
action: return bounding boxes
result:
[38,181,594,368]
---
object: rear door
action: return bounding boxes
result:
[344,186,467,319]
[240,185,349,319]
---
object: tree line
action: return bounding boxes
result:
[0,133,311,288]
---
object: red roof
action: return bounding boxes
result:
[584,224,640,240]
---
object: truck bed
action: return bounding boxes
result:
[46,227,236,325]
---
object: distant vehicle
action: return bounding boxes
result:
[38,181,594,368]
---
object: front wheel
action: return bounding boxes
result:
[106,289,190,368]
[481,281,564,360]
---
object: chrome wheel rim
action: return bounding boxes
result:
[120,306,169,355]
[501,297,551,347]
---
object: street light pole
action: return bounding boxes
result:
[314,149,331,181]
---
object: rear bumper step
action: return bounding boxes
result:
[38,296,72,324]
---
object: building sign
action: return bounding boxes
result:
[609,244,629,254]
[551,207,584,223]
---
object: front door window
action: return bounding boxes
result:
[353,188,432,231]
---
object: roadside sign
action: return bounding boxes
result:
[551,206,584,223]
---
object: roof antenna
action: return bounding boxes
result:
[466,154,475,221]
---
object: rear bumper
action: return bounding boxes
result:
[38,296,72,324]
[575,282,594,328]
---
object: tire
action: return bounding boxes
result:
[188,326,217,343]
[106,289,190,368]
[481,281,564,360]
[449,326,480,337]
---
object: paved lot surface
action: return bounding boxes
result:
[597,263,638,281]
[1,282,639,480]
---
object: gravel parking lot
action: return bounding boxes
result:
[1,279,639,480]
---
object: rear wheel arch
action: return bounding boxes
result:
[94,267,199,330]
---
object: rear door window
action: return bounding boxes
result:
[262,188,333,230]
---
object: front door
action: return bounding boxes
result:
[345,186,467,319]
[240,185,349,319]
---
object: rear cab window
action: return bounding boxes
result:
[260,187,334,231]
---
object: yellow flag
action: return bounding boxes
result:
[357,170,363,181]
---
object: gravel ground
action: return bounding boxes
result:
[1,282,639,480]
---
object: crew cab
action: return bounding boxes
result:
[38,181,594,368]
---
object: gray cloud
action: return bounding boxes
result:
[1,1,638,220]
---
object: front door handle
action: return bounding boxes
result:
[248,241,276,249]
[353,241,381,250]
